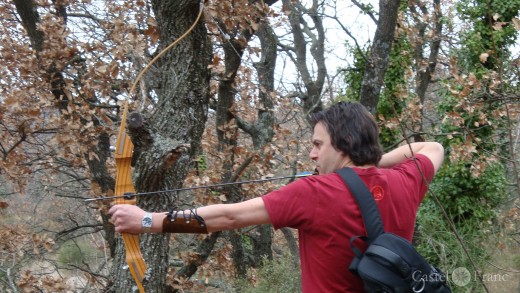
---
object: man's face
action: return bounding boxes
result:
[309,122,349,174]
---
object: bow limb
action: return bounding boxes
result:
[114,103,146,293]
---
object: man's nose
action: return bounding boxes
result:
[309,148,317,160]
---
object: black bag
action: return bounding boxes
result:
[336,168,452,293]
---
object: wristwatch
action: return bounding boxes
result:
[142,212,153,233]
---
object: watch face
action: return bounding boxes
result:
[142,213,152,228]
[143,218,152,226]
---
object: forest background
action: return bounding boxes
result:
[0,0,519,292]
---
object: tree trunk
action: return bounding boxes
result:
[410,0,443,142]
[359,0,401,114]
[245,20,279,265]
[109,1,212,292]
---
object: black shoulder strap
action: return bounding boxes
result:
[336,167,384,242]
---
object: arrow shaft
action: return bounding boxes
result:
[84,172,314,202]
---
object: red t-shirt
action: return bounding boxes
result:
[262,154,434,292]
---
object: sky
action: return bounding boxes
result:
[266,0,379,97]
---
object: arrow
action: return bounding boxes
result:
[84,171,316,202]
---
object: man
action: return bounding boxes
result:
[109,101,444,292]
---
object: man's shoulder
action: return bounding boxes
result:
[386,153,435,183]
[390,153,433,170]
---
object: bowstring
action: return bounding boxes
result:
[85,172,314,202]
[128,1,204,99]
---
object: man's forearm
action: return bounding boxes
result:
[378,142,444,171]
[150,197,271,233]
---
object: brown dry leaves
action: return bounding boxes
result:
[17,271,69,293]
[443,63,509,176]
[0,0,153,191]
[0,224,56,292]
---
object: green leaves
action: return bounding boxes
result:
[431,162,506,224]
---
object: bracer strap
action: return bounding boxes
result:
[162,208,209,234]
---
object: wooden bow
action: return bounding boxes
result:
[114,103,146,293]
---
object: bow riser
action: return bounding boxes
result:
[114,105,147,293]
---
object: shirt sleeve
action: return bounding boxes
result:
[262,177,318,230]
[395,154,435,201]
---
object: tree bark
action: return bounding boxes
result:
[245,20,279,265]
[359,0,401,114]
[410,0,443,142]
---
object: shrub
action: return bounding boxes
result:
[235,253,301,293]
[57,240,96,267]
[429,162,506,225]
[415,162,507,292]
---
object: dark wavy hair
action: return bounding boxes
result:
[309,101,383,166]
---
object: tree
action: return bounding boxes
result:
[359,0,401,114]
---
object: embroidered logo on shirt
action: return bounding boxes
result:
[371,186,384,200]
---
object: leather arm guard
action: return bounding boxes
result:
[162,209,208,234]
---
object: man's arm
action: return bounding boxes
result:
[378,142,444,172]
[108,197,271,234]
